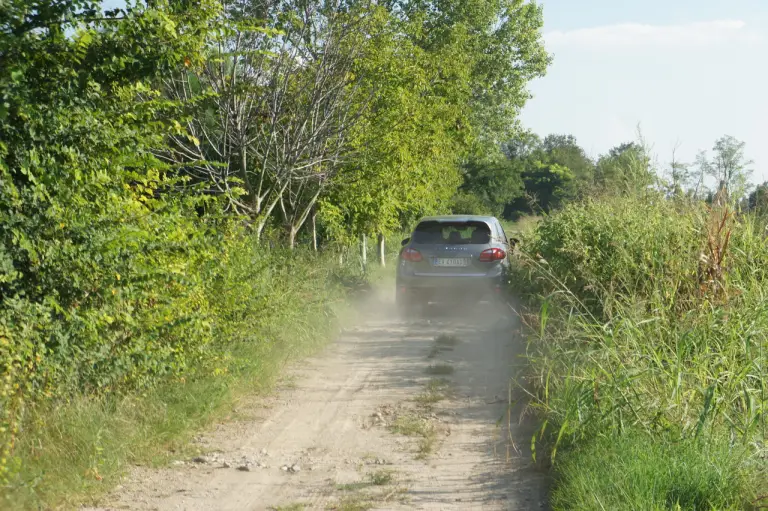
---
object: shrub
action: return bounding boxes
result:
[1,233,360,507]
[516,192,768,508]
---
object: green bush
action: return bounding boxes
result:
[0,3,368,502]
[517,193,768,508]
[524,195,704,316]
[1,234,360,508]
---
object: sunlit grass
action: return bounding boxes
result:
[516,194,768,509]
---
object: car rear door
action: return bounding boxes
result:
[408,220,494,277]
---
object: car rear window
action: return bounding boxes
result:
[412,221,491,245]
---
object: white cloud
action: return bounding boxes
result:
[545,20,762,48]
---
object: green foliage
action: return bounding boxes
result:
[0,0,226,485]
[747,181,768,214]
[521,161,575,213]
[594,141,654,193]
[551,433,756,510]
[517,192,768,508]
[449,191,492,216]
[322,3,466,240]
[322,0,549,238]
[525,195,702,314]
[500,132,596,217]
[3,241,356,508]
[540,134,595,195]
[695,135,754,204]
[452,156,523,216]
[0,0,549,504]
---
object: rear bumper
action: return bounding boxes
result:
[396,274,504,303]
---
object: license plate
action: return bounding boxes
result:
[433,257,469,267]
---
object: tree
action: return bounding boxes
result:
[383,0,551,146]
[163,1,374,247]
[595,142,652,192]
[453,156,524,216]
[0,0,226,472]
[497,132,595,217]
[696,135,753,205]
[320,0,549,242]
[503,131,541,160]
[747,181,768,214]
[521,161,574,212]
[540,134,595,198]
[664,142,692,197]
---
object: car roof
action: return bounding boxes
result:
[416,214,498,224]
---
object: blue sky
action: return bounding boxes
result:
[522,0,768,182]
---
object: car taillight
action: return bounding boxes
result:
[479,248,506,262]
[401,248,423,262]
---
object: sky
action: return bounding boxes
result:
[520,0,768,182]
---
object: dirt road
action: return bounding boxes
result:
[89,286,548,510]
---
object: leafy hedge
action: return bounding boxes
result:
[1,1,220,482]
[2,235,363,506]
[0,3,368,496]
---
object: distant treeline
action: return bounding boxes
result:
[455,132,763,220]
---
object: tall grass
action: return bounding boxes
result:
[515,193,768,509]
[1,235,367,509]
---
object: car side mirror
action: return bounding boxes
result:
[401,237,411,246]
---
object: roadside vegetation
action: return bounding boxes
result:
[5,0,766,509]
[512,146,768,508]
[0,0,549,507]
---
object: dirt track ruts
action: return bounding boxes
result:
[86,285,549,510]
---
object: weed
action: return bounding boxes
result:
[272,504,306,511]
[337,482,372,492]
[426,346,443,359]
[427,335,459,359]
[425,363,454,376]
[391,414,438,459]
[327,495,372,511]
[427,378,450,391]
[332,468,404,510]
[3,248,362,509]
[337,469,396,491]
[391,414,427,436]
[550,433,755,510]
[413,379,449,407]
[413,391,442,407]
[434,334,460,347]
[368,469,395,486]
[415,436,437,459]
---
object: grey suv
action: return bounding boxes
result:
[396,215,511,311]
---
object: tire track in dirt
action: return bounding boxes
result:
[85,285,549,510]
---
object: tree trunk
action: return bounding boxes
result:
[253,182,289,241]
[239,147,252,199]
[288,225,298,250]
[361,233,367,270]
[311,211,318,252]
[377,233,386,267]
[286,189,322,251]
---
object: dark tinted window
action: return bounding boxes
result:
[412,221,491,245]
